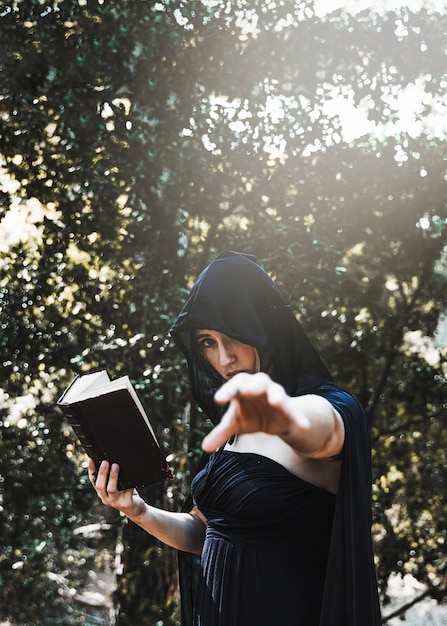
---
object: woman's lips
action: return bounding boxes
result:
[226,370,245,379]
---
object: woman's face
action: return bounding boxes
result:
[194,329,259,380]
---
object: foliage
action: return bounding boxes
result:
[0,0,446,623]
[0,399,106,624]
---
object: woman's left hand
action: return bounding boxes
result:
[202,372,310,452]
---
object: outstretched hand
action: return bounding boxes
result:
[202,372,310,452]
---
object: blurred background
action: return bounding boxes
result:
[0,0,446,624]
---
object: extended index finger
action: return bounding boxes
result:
[214,372,271,404]
[202,400,239,451]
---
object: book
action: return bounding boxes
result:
[58,371,173,490]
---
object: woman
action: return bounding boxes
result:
[90,251,382,625]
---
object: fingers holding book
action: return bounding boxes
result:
[88,458,118,500]
[89,457,115,489]
[88,458,144,518]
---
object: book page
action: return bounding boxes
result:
[62,374,159,443]
[61,371,111,404]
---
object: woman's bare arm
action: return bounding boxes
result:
[202,372,344,460]
[90,459,207,555]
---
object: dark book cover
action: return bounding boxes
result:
[58,376,173,490]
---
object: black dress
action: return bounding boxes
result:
[191,450,335,626]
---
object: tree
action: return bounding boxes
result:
[1,0,446,623]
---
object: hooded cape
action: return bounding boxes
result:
[170,251,381,626]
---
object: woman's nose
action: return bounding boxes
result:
[218,344,234,366]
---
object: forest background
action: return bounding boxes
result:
[1,0,446,624]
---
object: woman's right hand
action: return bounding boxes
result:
[88,458,206,555]
[88,458,145,520]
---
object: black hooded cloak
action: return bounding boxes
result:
[170,251,381,626]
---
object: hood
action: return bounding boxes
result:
[170,251,332,424]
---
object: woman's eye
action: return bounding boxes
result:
[199,337,214,349]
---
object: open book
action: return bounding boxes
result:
[58,371,173,490]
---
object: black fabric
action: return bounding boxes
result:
[191,450,335,626]
[170,251,381,626]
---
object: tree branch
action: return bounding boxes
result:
[381,588,432,623]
